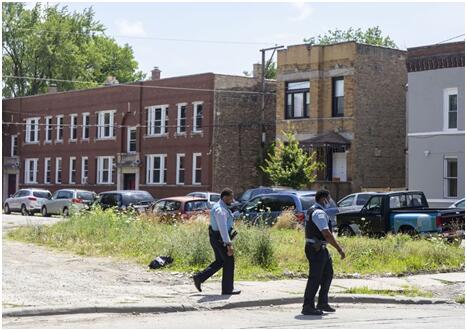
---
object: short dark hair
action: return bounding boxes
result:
[221,188,234,199]
[315,189,330,202]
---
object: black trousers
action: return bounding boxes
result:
[194,229,234,293]
[303,244,334,308]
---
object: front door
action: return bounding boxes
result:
[332,152,347,181]
[124,173,136,190]
[8,174,16,197]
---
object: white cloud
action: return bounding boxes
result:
[115,19,147,37]
[289,2,314,22]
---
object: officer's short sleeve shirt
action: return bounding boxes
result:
[312,209,329,231]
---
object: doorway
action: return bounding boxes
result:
[332,152,347,182]
[123,173,136,190]
[8,174,16,196]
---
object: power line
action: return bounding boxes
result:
[435,33,465,44]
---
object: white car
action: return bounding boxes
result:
[187,192,221,207]
[4,188,52,216]
[337,192,377,213]
[449,198,465,209]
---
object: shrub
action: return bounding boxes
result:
[250,228,276,269]
[274,211,300,230]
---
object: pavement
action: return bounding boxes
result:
[2,214,466,318]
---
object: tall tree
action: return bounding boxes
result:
[304,26,397,48]
[2,3,144,97]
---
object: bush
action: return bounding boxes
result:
[250,228,276,269]
[273,211,300,230]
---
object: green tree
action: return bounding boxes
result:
[260,131,323,189]
[2,3,144,97]
[304,26,397,48]
[243,60,276,79]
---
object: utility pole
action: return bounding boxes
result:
[259,45,284,184]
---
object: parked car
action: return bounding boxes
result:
[41,189,96,217]
[4,188,52,216]
[337,191,465,238]
[96,190,155,212]
[449,198,465,209]
[153,196,210,219]
[337,192,377,213]
[236,192,315,225]
[237,186,289,205]
[186,192,221,207]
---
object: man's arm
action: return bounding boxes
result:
[214,208,231,245]
[321,229,345,259]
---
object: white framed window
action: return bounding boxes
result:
[45,116,53,143]
[55,157,62,184]
[82,113,90,140]
[11,134,18,157]
[97,110,115,139]
[177,103,187,134]
[25,117,40,143]
[444,156,458,198]
[44,158,51,184]
[127,127,137,153]
[97,156,114,184]
[24,158,38,184]
[81,157,89,184]
[192,153,202,185]
[444,88,458,131]
[69,157,77,184]
[70,114,78,141]
[176,153,185,185]
[147,105,168,136]
[146,154,167,184]
[192,102,203,133]
[56,115,64,142]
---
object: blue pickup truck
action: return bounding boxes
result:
[336,191,465,237]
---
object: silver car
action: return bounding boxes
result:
[41,189,96,217]
[4,188,52,216]
[187,191,221,207]
[337,192,377,213]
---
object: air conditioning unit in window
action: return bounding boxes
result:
[82,177,88,184]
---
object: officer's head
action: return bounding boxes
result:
[315,189,330,207]
[221,188,234,205]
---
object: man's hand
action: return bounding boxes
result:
[226,245,234,256]
[337,248,345,260]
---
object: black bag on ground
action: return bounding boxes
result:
[148,256,173,269]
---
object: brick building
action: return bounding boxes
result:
[2,69,275,201]
[275,42,407,199]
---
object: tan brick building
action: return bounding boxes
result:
[275,42,407,198]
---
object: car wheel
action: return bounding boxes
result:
[63,207,69,217]
[4,204,11,214]
[399,226,417,237]
[41,206,49,217]
[21,204,29,216]
[338,225,355,237]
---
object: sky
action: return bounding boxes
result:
[24,1,466,79]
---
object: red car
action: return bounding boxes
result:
[153,196,210,219]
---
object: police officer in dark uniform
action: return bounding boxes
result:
[302,189,346,315]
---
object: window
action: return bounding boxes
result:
[97,111,115,139]
[127,127,137,153]
[45,117,53,143]
[33,191,51,199]
[185,200,209,212]
[11,135,17,157]
[193,102,203,133]
[24,159,38,184]
[25,117,40,143]
[444,88,458,130]
[97,156,114,184]
[177,103,187,134]
[444,157,458,198]
[55,158,62,184]
[164,200,182,212]
[176,153,185,185]
[56,116,64,142]
[82,113,90,139]
[338,195,355,208]
[99,193,121,208]
[285,81,310,119]
[364,196,382,213]
[332,77,344,117]
[263,195,296,212]
[70,114,78,141]
[57,190,73,200]
[192,153,202,185]
[146,154,167,184]
[356,194,372,206]
[81,157,88,184]
[69,157,77,184]
[44,158,51,184]
[147,105,168,136]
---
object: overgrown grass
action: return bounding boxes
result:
[6,208,465,280]
[455,294,465,304]
[343,286,433,298]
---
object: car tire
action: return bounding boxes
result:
[21,204,31,216]
[4,204,11,214]
[399,226,417,237]
[338,225,355,237]
[41,206,49,217]
[63,207,69,217]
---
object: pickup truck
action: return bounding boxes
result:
[336,191,465,238]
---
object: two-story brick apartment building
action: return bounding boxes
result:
[2,69,275,201]
[275,42,407,198]
[407,42,465,207]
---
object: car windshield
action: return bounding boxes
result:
[457,200,465,208]
[300,197,314,210]
[77,192,95,201]
[33,191,51,199]
[210,194,221,202]
[126,192,154,204]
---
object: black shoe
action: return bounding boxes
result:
[222,289,241,295]
[193,276,202,292]
[301,306,323,316]
[317,304,336,312]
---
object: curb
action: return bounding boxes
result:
[2,294,454,318]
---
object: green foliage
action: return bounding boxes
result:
[260,131,323,189]
[304,26,397,49]
[243,60,276,79]
[344,285,433,298]
[2,3,144,97]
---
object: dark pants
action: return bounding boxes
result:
[303,244,334,308]
[194,228,234,293]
